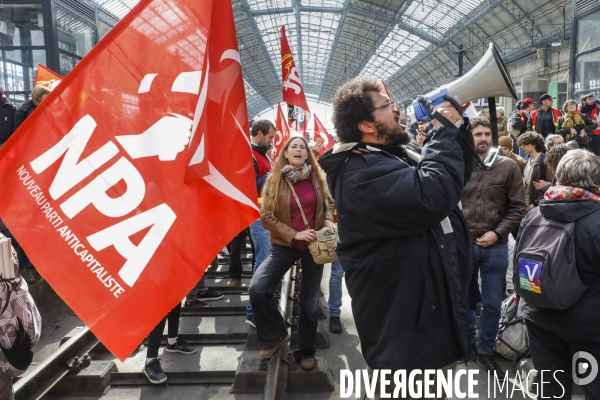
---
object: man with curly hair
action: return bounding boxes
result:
[319,77,479,397]
[517,132,552,211]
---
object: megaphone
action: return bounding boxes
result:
[407,43,517,123]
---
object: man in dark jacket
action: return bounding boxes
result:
[319,78,479,387]
[245,119,275,328]
[461,117,526,378]
[518,149,600,398]
[0,86,16,145]
[527,94,562,138]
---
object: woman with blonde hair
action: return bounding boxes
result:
[13,86,51,132]
[249,136,335,371]
[556,99,595,149]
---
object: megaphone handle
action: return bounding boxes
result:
[488,97,499,147]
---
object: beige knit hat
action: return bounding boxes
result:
[498,136,512,149]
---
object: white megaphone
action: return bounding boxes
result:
[406,43,518,123]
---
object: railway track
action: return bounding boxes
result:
[15,246,252,398]
[14,240,334,399]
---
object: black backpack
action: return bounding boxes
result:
[513,208,587,309]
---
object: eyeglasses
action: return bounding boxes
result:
[373,100,397,111]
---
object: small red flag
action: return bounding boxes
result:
[275,102,290,157]
[313,115,335,157]
[0,0,258,361]
[380,80,391,99]
[281,26,310,133]
[34,64,62,90]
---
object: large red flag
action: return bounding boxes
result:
[34,64,62,90]
[313,115,335,157]
[280,26,310,134]
[0,0,258,361]
[274,102,290,157]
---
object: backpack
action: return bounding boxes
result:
[508,110,524,136]
[513,208,587,310]
[0,233,41,377]
[0,278,41,377]
[495,294,529,362]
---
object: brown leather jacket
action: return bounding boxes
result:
[261,177,335,247]
[461,155,527,243]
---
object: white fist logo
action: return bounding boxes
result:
[115,113,192,161]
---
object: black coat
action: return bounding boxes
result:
[13,100,35,133]
[519,200,600,342]
[0,98,16,145]
[318,125,479,371]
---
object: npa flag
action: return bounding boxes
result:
[280,26,310,134]
[274,102,290,157]
[34,64,62,90]
[313,115,335,157]
[0,0,258,361]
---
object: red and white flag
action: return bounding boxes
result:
[274,102,290,157]
[0,0,258,360]
[313,115,335,157]
[34,64,62,90]
[280,26,310,134]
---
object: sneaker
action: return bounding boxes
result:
[228,279,242,287]
[245,315,256,328]
[165,338,197,355]
[329,316,342,334]
[197,290,224,301]
[476,354,506,379]
[144,358,167,384]
[184,299,210,307]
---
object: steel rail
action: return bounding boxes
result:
[263,262,296,400]
[14,326,99,400]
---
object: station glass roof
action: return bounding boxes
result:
[89,0,571,118]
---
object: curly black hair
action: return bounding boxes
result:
[544,144,570,174]
[331,77,381,143]
[517,131,545,153]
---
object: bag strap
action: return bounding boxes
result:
[0,278,20,316]
[285,180,310,230]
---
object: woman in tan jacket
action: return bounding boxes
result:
[248,136,335,371]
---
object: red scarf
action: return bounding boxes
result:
[544,186,600,202]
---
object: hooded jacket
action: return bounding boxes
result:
[519,200,600,342]
[497,115,509,137]
[0,97,16,144]
[318,125,479,371]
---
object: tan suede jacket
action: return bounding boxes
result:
[261,177,335,247]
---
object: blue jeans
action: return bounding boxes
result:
[467,243,509,355]
[249,245,324,360]
[247,219,271,317]
[328,259,343,317]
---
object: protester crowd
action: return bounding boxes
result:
[1,81,600,399]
